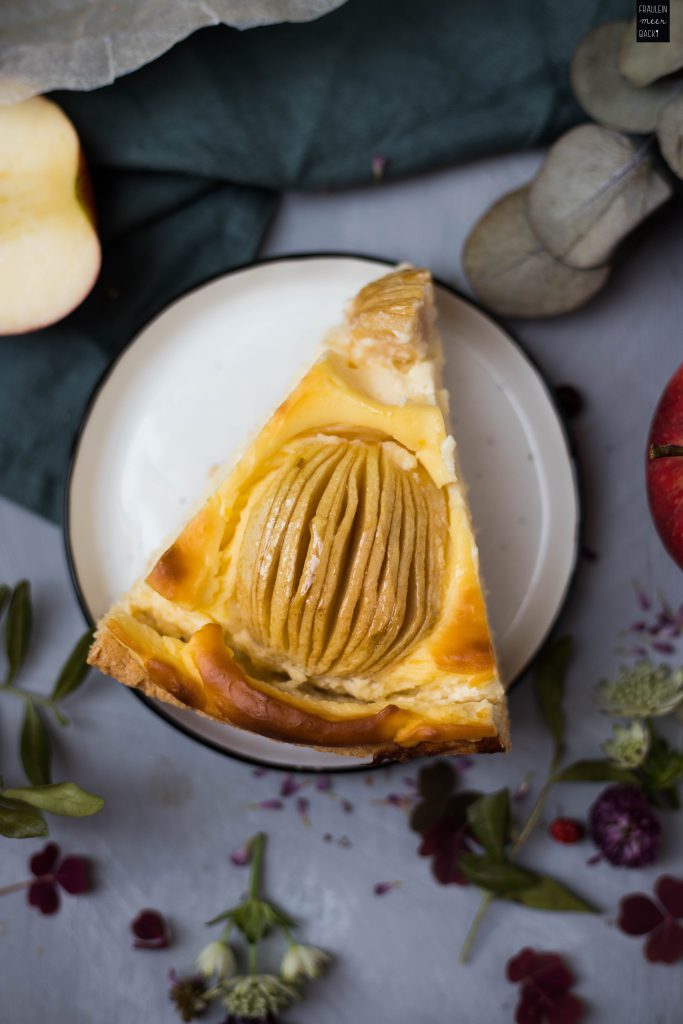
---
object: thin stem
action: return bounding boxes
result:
[459,892,493,964]
[0,879,32,897]
[0,685,69,726]
[247,941,258,976]
[459,749,561,963]
[649,443,683,460]
[248,832,266,901]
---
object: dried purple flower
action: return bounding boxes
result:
[340,799,354,813]
[373,880,402,896]
[169,970,208,1021]
[280,775,303,798]
[296,797,310,825]
[22,843,90,915]
[316,776,332,792]
[589,785,661,867]
[250,800,283,811]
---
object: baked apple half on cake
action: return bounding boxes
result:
[88,267,510,762]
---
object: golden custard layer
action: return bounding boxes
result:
[88,267,509,760]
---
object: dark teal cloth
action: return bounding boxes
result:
[0,0,629,521]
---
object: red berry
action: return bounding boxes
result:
[549,817,584,844]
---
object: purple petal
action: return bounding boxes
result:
[371,154,388,180]
[252,767,268,778]
[28,880,59,915]
[618,894,663,936]
[29,842,60,878]
[341,799,354,813]
[230,843,252,867]
[251,799,283,811]
[645,920,683,964]
[296,797,310,824]
[633,583,652,611]
[131,909,169,949]
[652,642,676,655]
[55,856,89,895]
[280,775,303,798]
[316,777,332,792]
[655,876,683,919]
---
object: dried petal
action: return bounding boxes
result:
[55,855,89,895]
[28,879,59,915]
[655,875,683,919]
[230,842,252,867]
[645,918,683,964]
[506,947,540,982]
[548,990,585,1024]
[618,893,664,935]
[532,954,574,994]
[132,908,170,949]
[280,775,303,798]
[29,841,60,877]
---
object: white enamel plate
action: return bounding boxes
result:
[66,254,579,771]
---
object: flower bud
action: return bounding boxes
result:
[280,943,331,983]
[195,940,236,980]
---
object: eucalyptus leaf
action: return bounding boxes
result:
[571,22,682,132]
[658,93,683,179]
[463,187,610,318]
[533,636,573,758]
[552,759,638,785]
[0,584,10,620]
[51,630,93,702]
[20,701,51,786]
[0,796,47,838]
[2,782,104,817]
[512,875,598,913]
[528,126,672,270]
[466,789,510,860]
[458,854,537,895]
[619,4,683,87]
[5,580,32,685]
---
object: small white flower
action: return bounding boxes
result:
[280,943,331,983]
[195,940,236,980]
[598,662,683,718]
[602,720,650,768]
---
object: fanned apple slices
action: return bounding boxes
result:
[88,266,510,761]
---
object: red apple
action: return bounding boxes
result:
[0,96,101,335]
[647,363,683,569]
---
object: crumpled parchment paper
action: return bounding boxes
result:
[0,0,348,104]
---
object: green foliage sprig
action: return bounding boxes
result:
[170,833,330,1022]
[463,11,683,318]
[0,580,103,838]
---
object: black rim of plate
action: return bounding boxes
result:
[63,250,583,774]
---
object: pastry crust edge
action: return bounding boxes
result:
[89,628,509,764]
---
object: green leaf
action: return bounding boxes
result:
[0,796,47,838]
[5,580,32,685]
[2,782,103,817]
[528,127,672,270]
[20,701,51,786]
[533,636,573,757]
[571,22,682,133]
[552,759,639,785]
[229,899,279,943]
[463,187,610,319]
[51,630,93,702]
[466,789,510,860]
[511,875,598,913]
[0,584,10,620]
[410,760,459,833]
[458,854,537,896]
[639,734,683,797]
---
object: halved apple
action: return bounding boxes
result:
[0,96,101,335]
